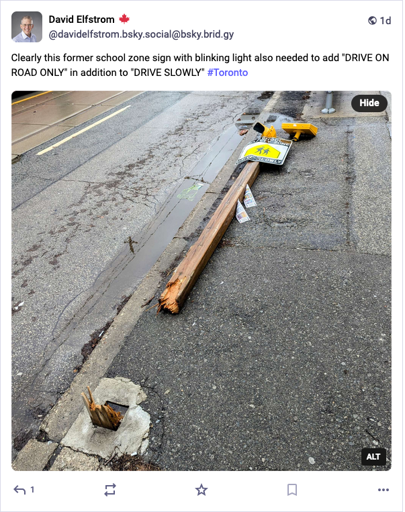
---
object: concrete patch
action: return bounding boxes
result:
[12,439,58,471]
[50,447,111,471]
[61,378,150,459]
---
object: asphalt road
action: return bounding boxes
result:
[106,92,391,470]
[12,90,267,452]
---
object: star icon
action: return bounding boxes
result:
[196,484,208,496]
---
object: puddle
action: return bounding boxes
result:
[110,177,209,295]
[112,126,243,290]
[96,125,243,294]
[52,125,243,345]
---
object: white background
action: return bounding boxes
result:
[1,2,402,511]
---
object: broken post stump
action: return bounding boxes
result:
[158,161,261,314]
[81,386,123,430]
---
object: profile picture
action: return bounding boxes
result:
[12,12,42,42]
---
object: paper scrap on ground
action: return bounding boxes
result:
[244,185,257,208]
[236,200,250,223]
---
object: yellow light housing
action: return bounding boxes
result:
[282,123,318,141]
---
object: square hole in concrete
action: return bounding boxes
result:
[106,401,129,430]
[61,378,151,459]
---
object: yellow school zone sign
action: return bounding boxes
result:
[244,144,281,159]
[237,138,292,166]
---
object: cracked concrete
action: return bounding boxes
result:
[12,439,58,471]
[49,447,111,471]
[61,378,150,459]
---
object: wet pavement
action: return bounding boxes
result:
[12,90,269,454]
[12,91,141,158]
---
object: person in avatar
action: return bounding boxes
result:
[13,15,37,42]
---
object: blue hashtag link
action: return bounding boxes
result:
[206,68,248,77]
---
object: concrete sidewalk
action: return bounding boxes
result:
[13,91,391,471]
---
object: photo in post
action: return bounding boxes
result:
[11,91,391,472]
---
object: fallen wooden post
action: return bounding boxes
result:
[81,386,123,430]
[158,161,260,314]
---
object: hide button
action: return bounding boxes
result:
[352,95,388,112]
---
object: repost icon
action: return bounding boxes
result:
[287,484,297,496]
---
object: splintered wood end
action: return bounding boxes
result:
[81,388,123,430]
[103,403,123,425]
[158,299,180,314]
[158,278,183,314]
